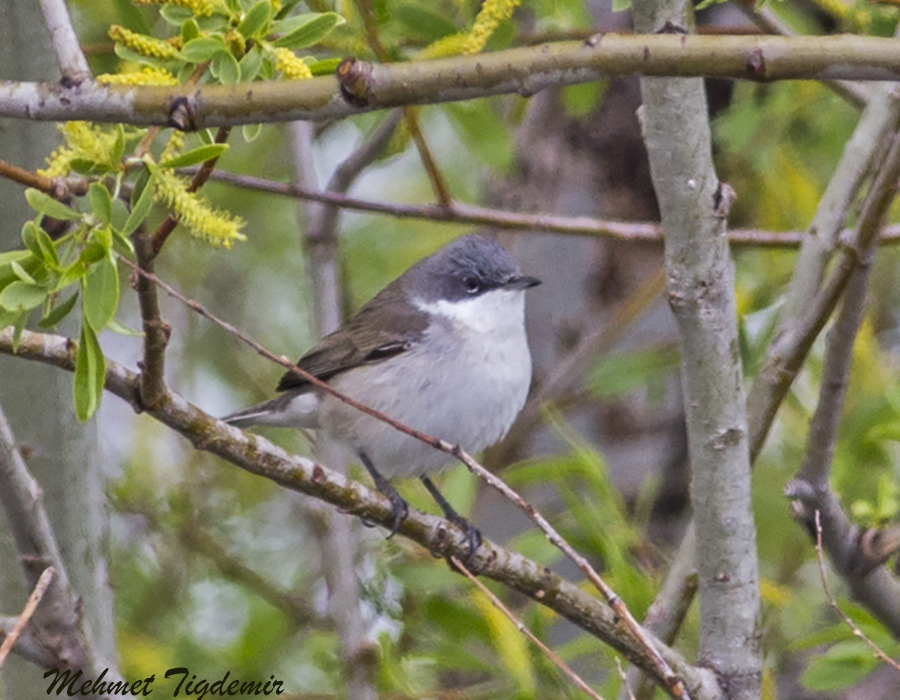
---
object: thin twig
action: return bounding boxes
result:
[114,258,688,698]
[616,658,638,700]
[38,0,91,84]
[0,567,54,669]
[814,511,900,674]
[354,0,454,205]
[190,168,900,248]
[451,555,606,700]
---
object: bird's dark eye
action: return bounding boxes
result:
[464,277,481,294]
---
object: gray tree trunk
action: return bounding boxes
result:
[0,2,115,696]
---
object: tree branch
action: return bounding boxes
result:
[5,35,900,126]
[0,326,721,699]
[38,0,91,85]
[635,1,760,697]
[0,399,124,690]
[185,168,900,248]
[784,126,900,638]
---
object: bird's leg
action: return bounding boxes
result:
[420,475,482,565]
[358,450,408,538]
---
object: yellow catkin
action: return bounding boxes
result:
[274,48,312,79]
[459,0,521,55]
[151,164,246,248]
[38,122,119,178]
[160,130,186,163]
[109,25,179,59]
[417,32,468,60]
[97,66,179,86]
[132,0,213,18]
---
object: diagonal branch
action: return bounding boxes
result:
[113,258,690,698]
[0,326,721,699]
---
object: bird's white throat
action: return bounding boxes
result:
[413,288,526,338]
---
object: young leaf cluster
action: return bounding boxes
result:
[101,0,344,86]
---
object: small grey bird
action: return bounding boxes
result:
[224,235,540,554]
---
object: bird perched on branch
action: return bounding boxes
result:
[224,234,540,557]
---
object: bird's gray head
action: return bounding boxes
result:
[405,235,540,304]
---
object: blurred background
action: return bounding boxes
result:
[3,0,900,698]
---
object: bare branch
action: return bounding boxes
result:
[0,567,54,669]
[38,0,91,84]
[814,511,900,672]
[5,35,900,126]
[451,556,606,700]
[0,326,721,698]
[185,168,900,248]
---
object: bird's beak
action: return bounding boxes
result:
[505,274,542,290]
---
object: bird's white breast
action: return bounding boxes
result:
[319,288,533,478]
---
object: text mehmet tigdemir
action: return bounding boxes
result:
[44,667,286,698]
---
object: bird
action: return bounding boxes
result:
[223,234,540,556]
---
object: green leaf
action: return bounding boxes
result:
[274,0,301,20]
[238,0,272,39]
[241,123,262,143]
[124,173,156,235]
[39,291,79,328]
[182,17,201,44]
[112,124,127,165]
[0,281,47,311]
[10,261,36,284]
[161,143,229,169]
[74,320,106,421]
[308,57,341,76]
[180,36,227,62]
[611,0,631,11]
[35,228,60,268]
[159,4,194,25]
[114,43,161,68]
[0,249,32,268]
[0,308,22,332]
[107,319,144,337]
[801,640,879,691]
[83,257,120,331]
[58,261,87,289]
[112,0,152,34]
[273,12,343,49]
[239,45,264,81]
[394,4,458,41]
[211,51,241,84]
[79,242,108,266]
[131,168,151,209]
[25,189,81,221]
[12,309,28,351]
[111,227,136,255]
[89,183,114,227]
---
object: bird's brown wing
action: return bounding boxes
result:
[275,280,429,393]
